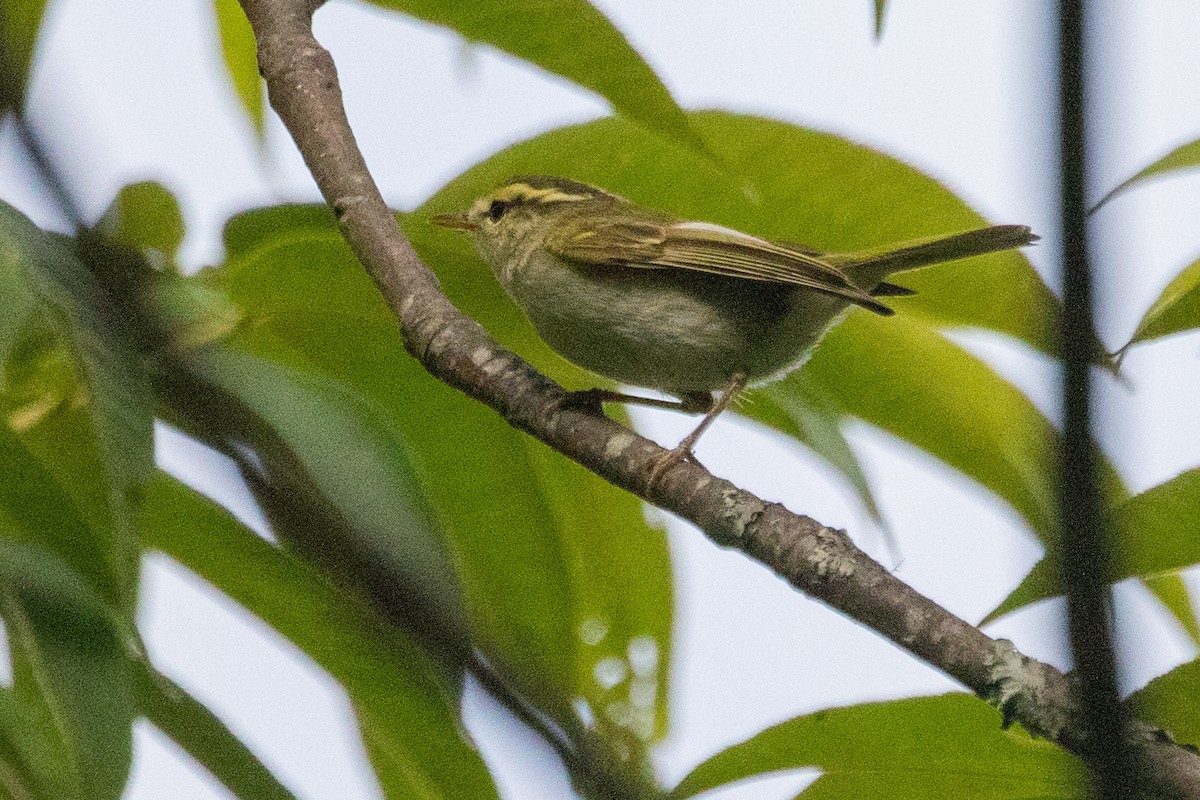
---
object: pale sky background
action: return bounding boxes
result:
[3,2,1200,799]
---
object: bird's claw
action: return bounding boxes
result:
[646,445,700,490]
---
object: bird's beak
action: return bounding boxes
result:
[432,213,477,231]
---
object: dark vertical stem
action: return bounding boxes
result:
[11,116,86,230]
[1057,3,1136,798]
[0,5,85,230]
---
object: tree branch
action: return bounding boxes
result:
[237,0,1200,795]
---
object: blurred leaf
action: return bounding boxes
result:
[983,566,1046,623]
[322,335,580,720]
[0,200,153,608]
[670,694,1084,799]
[1127,658,1200,750]
[1118,254,1200,353]
[143,266,244,352]
[809,316,1136,600]
[140,474,501,800]
[212,204,674,744]
[1094,138,1200,210]
[0,685,80,799]
[186,345,471,650]
[756,372,885,525]
[0,422,119,618]
[0,413,138,800]
[0,247,142,798]
[213,0,264,134]
[0,538,134,800]
[520,436,672,743]
[1143,573,1200,647]
[0,240,39,393]
[223,203,337,257]
[874,0,888,38]
[97,181,186,265]
[0,0,49,110]
[988,469,1200,623]
[363,0,705,157]
[15,403,137,586]
[135,666,297,800]
[806,314,1067,542]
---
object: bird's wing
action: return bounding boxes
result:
[548,219,891,315]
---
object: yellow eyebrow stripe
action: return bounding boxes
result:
[492,184,593,204]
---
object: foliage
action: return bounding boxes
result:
[2,2,1200,799]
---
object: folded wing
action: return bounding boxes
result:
[548,219,893,315]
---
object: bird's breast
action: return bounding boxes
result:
[500,251,852,394]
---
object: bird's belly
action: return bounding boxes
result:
[505,258,851,394]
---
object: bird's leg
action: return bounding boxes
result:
[560,377,746,486]
[561,388,702,415]
[648,373,747,487]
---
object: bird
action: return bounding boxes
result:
[434,175,1037,481]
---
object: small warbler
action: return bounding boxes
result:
[434,176,1036,478]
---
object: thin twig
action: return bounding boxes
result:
[10,116,86,230]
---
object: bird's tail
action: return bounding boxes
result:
[829,225,1038,289]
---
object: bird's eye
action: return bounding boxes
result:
[487,199,510,222]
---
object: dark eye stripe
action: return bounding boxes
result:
[487,199,509,221]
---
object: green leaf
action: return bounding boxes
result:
[1143,573,1200,646]
[1118,254,1200,353]
[223,203,337,258]
[212,0,264,134]
[213,205,674,744]
[414,112,1107,629]
[97,181,186,265]
[0,422,118,615]
[807,317,1135,593]
[670,694,1084,800]
[1094,138,1200,210]
[756,372,886,526]
[363,0,706,157]
[0,686,81,799]
[990,469,1200,622]
[874,0,888,38]
[140,474,501,800]
[805,314,1067,541]
[186,345,472,651]
[520,436,673,743]
[1127,659,1200,750]
[0,538,134,800]
[0,320,147,800]
[408,109,1077,549]
[134,665,297,800]
[0,0,50,110]
[0,200,153,608]
[412,109,1079,623]
[11,404,138,593]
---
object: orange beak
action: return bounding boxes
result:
[432,213,477,231]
